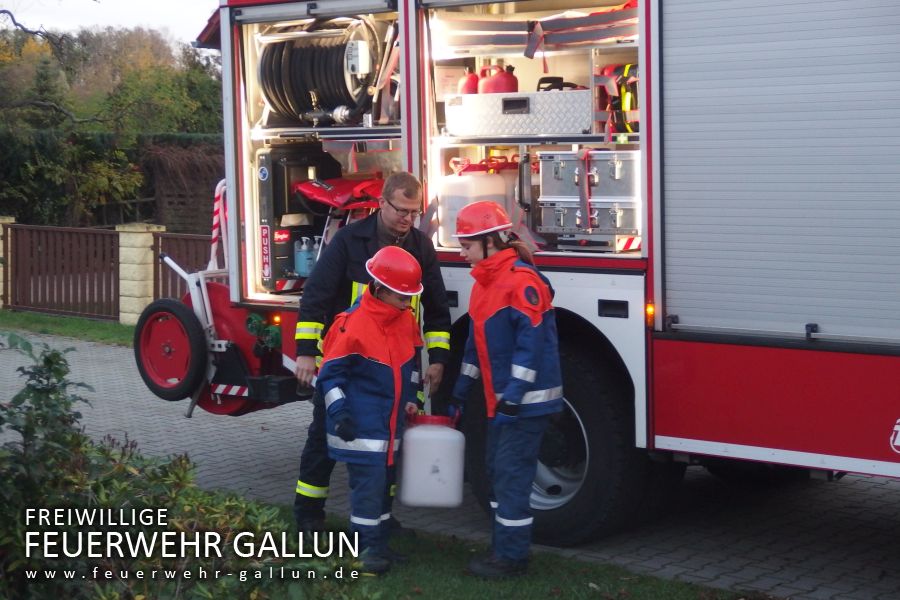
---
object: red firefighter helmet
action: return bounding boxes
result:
[365,246,424,295]
[453,201,513,238]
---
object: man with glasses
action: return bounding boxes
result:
[293,170,452,542]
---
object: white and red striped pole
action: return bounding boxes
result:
[209,179,228,270]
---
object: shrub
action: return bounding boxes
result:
[0,333,375,600]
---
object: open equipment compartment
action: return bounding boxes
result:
[232,1,404,301]
[425,0,643,254]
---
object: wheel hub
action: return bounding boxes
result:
[530,397,589,511]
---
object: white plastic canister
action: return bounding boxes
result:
[492,155,520,216]
[399,414,465,508]
[437,159,506,248]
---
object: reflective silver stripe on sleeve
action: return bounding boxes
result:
[495,386,563,405]
[511,364,537,383]
[294,326,322,336]
[411,371,420,384]
[522,386,563,404]
[327,434,401,453]
[489,501,498,509]
[379,513,392,522]
[350,515,381,527]
[460,362,481,379]
[495,514,533,527]
[324,387,345,408]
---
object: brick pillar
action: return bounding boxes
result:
[117,223,166,326]
[0,216,15,309]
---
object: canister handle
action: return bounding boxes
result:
[576,149,593,230]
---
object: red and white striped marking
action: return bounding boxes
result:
[208,179,228,270]
[212,384,249,397]
[276,279,301,291]
[616,236,641,252]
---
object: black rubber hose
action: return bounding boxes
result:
[280,40,300,117]
[258,17,386,124]
[329,43,350,106]
[259,44,280,115]
[290,45,311,112]
[299,43,316,109]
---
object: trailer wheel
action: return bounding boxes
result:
[134,299,208,401]
[464,342,649,546]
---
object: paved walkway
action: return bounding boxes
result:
[2,332,899,600]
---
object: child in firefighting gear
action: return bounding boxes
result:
[293,171,451,537]
[449,201,563,579]
[315,246,424,575]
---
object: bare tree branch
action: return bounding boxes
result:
[0,9,72,60]
[10,100,113,124]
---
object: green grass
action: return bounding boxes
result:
[368,533,768,600]
[287,511,777,600]
[0,308,135,346]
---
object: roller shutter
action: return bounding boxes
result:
[660,0,900,343]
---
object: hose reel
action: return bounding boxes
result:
[258,17,386,126]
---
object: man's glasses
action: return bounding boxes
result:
[383,196,423,218]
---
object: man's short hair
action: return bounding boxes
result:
[382,171,422,202]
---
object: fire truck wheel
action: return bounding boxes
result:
[463,343,650,546]
[134,299,208,401]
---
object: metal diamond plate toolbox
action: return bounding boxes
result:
[444,90,592,137]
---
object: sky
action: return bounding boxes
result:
[3,0,220,45]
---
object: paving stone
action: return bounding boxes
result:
[3,331,900,600]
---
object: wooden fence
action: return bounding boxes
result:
[152,233,220,300]
[2,224,120,320]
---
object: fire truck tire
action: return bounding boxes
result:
[134,299,208,401]
[463,343,649,546]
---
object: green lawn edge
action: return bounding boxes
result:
[0,308,135,346]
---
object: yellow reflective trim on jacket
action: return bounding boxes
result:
[410,294,421,322]
[295,321,324,341]
[424,330,450,351]
[296,480,329,498]
[622,64,635,133]
[350,280,367,305]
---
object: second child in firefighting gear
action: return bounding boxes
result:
[292,172,451,536]
[450,201,563,579]
[315,246,424,575]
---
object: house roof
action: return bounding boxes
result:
[194,9,220,50]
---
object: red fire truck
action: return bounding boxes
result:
[134,0,900,546]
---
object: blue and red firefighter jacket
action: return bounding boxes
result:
[316,289,423,466]
[451,248,563,418]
